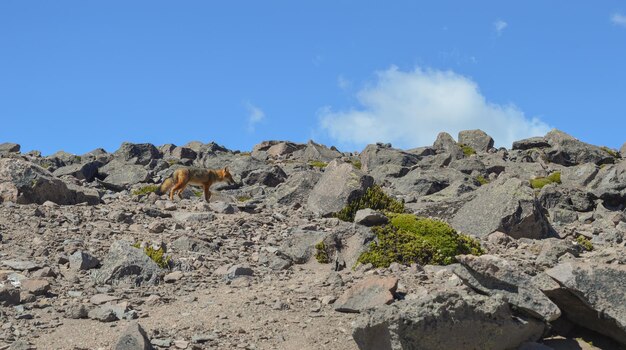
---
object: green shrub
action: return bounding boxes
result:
[132,243,171,269]
[193,190,203,197]
[357,214,484,268]
[335,185,405,222]
[132,185,160,196]
[309,160,328,169]
[601,146,619,158]
[476,175,489,186]
[530,171,561,189]
[236,195,252,202]
[315,241,330,264]
[351,159,362,170]
[460,144,476,157]
[576,236,593,251]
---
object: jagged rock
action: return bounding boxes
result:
[113,142,161,165]
[307,161,374,217]
[20,279,51,296]
[69,251,100,270]
[354,209,388,226]
[453,255,561,322]
[267,142,304,158]
[293,140,342,162]
[243,165,287,187]
[100,160,151,187]
[544,129,614,166]
[587,161,626,207]
[560,163,598,187]
[92,241,162,286]
[458,129,494,152]
[391,168,467,197]
[334,276,397,313]
[53,161,103,182]
[1,260,40,271]
[209,201,236,214]
[432,132,463,159]
[352,290,544,350]
[0,285,20,306]
[544,262,626,345]
[0,158,98,205]
[449,157,486,175]
[115,322,153,350]
[170,236,218,254]
[267,171,322,206]
[621,142,626,157]
[359,143,419,173]
[512,137,551,150]
[451,177,553,239]
[279,229,327,264]
[65,304,89,319]
[171,211,215,222]
[0,142,20,154]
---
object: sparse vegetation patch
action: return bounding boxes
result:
[132,185,160,196]
[335,185,404,222]
[460,144,476,157]
[530,171,561,189]
[132,243,171,269]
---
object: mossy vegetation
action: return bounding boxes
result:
[132,243,171,269]
[334,185,405,222]
[132,185,160,196]
[576,235,594,251]
[192,190,203,198]
[357,213,484,268]
[530,171,562,189]
[236,195,252,202]
[309,160,328,169]
[476,175,489,186]
[351,159,362,170]
[314,241,330,264]
[601,146,619,158]
[459,144,476,157]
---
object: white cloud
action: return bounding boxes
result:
[245,102,265,132]
[337,75,352,90]
[494,19,508,35]
[611,13,626,27]
[319,66,551,149]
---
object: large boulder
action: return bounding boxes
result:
[544,262,626,345]
[92,241,162,286]
[53,161,103,182]
[335,276,398,313]
[266,171,322,207]
[432,132,463,159]
[307,161,374,217]
[115,322,153,350]
[293,140,342,162]
[278,229,327,264]
[544,129,614,166]
[0,158,99,205]
[458,129,494,152]
[587,161,626,206]
[100,160,151,187]
[451,177,553,239]
[0,142,20,154]
[453,255,561,322]
[243,165,287,187]
[113,142,162,165]
[352,290,544,350]
[359,143,419,173]
[512,137,551,151]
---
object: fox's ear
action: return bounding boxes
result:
[224,166,229,172]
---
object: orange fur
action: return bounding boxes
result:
[161,166,235,202]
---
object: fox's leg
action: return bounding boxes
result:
[169,179,185,201]
[177,184,187,199]
[203,184,211,202]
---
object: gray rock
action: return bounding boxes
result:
[544,262,626,345]
[1,260,40,271]
[359,143,419,173]
[294,140,342,162]
[458,129,494,152]
[451,177,553,239]
[449,157,486,175]
[53,161,103,182]
[243,165,287,187]
[209,201,236,214]
[115,322,153,350]
[560,163,598,187]
[0,142,20,154]
[279,229,327,264]
[453,255,561,322]
[354,209,388,227]
[621,142,626,158]
[352,290,544,350]
[170,236,218,254]
[92,241,162,286]
[544,129,614,166]
[432,132,463,159]
[266,142,305,158]
[0,158,98,205]
[224,265,253,280]
[0,285,20,306]
[171,211,215,223]
[69,251,100,270]
[307,161,374,217]
[102,162,151,187]
[512,137,551,150]
[19,279,51,296]
[88,305,119,322]
[267,171,321,207]
[335,276,397,313]
[587,161,626,207]
[65,304,89,319]
[113,142,161,165]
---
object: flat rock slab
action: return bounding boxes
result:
[335,276,398,313]
[1,260,40,271]
[171,211,215,223]
[19,279,51,296]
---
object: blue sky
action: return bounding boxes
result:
[1,1,626,155]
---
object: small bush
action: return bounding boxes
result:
[132,243,171,269]
[236,195,252,202]
[530,171,561,189]
[601,146,619,158]
[576,236,593,251]
[357,214,484,268]
[351,159,362,170]
[315,241,330,264]
[335,185,405,222]
[460,144,476,157]
[132,185,160,196]
[476,175,489,186]
[309,160,328,169]
[193,190,203,197]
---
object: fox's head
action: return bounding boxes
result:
[221,166,236,185]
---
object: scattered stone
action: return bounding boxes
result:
[19,279,50,296]
[69,250,100,270]
[164,271,184,283]
[92,241,162,286]
[115,322,153,350]
[335,276,398,313]
[354,209,388,226]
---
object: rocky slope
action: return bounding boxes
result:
[0,130,625,350]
